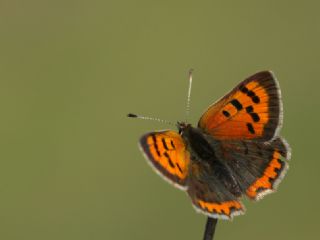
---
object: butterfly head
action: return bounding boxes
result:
[177,121,191,134]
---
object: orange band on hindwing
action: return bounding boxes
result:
[195,199,244,219]
[246,150,287,200]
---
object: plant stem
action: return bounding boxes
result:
[203,217,218,240]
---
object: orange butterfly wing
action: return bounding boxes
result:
[192,198,245,220]
[198,71,282,141]
[139,130,190,190]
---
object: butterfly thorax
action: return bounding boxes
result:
[178,123,217,161]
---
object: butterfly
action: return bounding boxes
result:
[129,71,291,220]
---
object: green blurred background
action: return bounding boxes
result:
[0,0,318,239]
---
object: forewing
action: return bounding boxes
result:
[217,137,291,200]
[198,71,282,141]
[139,130,190,190]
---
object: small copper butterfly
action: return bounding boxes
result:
[129,71,291,220]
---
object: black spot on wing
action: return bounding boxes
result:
[246,106,254,113]
[222,110,231,117]
[164,152,175,168]
[240,85,249,93]
[230,99,243,111]
[244,89,260,104]
[246,105,260,122]
[252,96,260,103]
[176,163,183,174]
[170,140,175,149]
[246,123,255,134]
[247,90,255,97]
[250,112,260,122]
[152,135,161,156]
[161,138,169,150]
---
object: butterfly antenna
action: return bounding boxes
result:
[127,113,174,126]
[185,69,193,122]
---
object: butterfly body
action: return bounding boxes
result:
[137,71,291,220]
